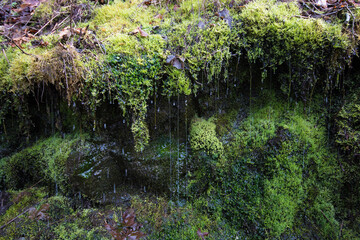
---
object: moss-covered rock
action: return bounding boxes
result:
[1,134,87,192]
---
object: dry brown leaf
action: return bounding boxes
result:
[154,14,163,19]
[137,27,149,38]
[197,228,209,240]
[29,203,50,221]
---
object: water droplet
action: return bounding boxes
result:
[125,169,127,177]
[79,192,81,200]
[73,125,75,130]
[104,123,107,129]
[123,119,125,124]
[173,102,176,106]
[122,148,124,155]
[157,107,160,112]
[103,193,106,203]
[144,186,146,193]
[113,183,116,194]
[151,100,153,104]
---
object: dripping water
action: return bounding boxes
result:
[168,97,172,199]
[177,92,180,202]
[185,98,188,201]
[113,183,116,194]
[55,174,58,196]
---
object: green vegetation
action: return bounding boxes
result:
[0,134,87,192]
[1,0,360,239]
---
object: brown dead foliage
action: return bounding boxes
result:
[28,203,50,221]
[0,0,93,48]
[29,45,84,103]
[104,208,146,240]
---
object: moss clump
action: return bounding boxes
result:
[28,46,85,103]
[0,188,47,227]
[336,98,360,155]
[108,54,162,151]
[208,94,342,239]
[236,0,352,98]
[190,117,224,159]
[1,134,87,192]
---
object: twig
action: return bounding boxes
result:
[34,12,61,36]
[2,49,9,64]
[63,58,69,91]
[320,209,333,225]
[51,15,70,34]
[58,42,67,50]
[28,179,44,190]
[339,220,344,238]
[346,5,355,38]
[0,208,31,230]
[292,15,310,18]
[3,35,38,60]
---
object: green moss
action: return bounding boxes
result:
[1,134,87,191]
[108,54,162,151]
[190,117,224,159]
[0,188,47,227]
[236,0,352,98]
[215,94,342,238]
[336,98,360,155]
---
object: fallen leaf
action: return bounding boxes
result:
[137,27,149,38]
[173,4,179,11]
[166,55,176,64]
[154,14,163,19]
[198,21,206,29]
[166,55,184,70]
[29,203,50,221]
[197,228,209,240]
[104,209,146,240]
[59,27,72,39]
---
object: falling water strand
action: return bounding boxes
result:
[113,183,116,194]
[249,65,252,140]
[177,92,180,202]
[154,93,157,130]
[185,98,188,201]
[168,97,172,199]
[55,174,58,196]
